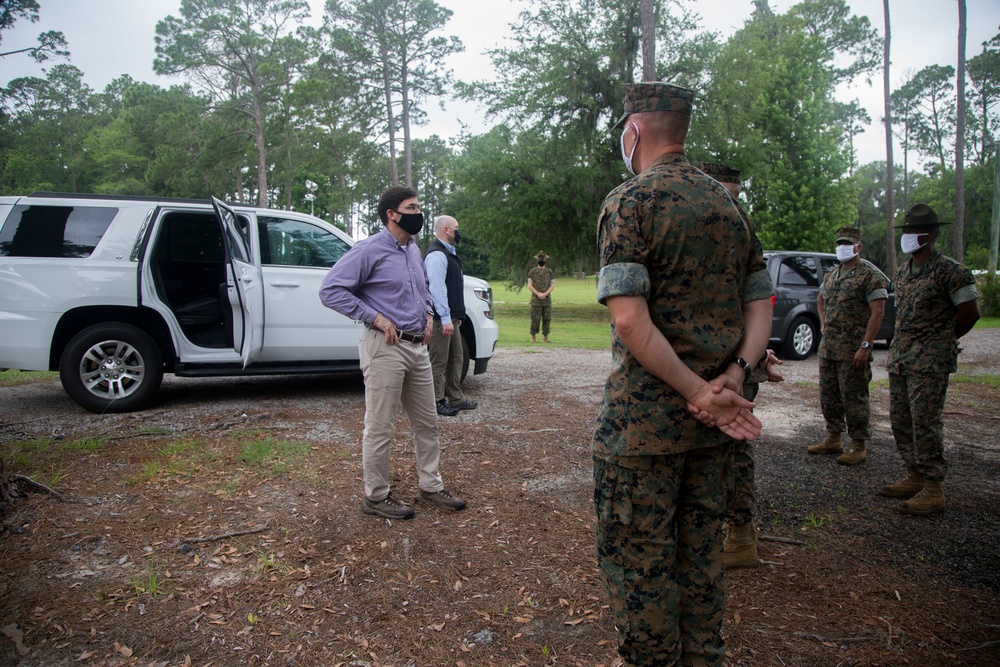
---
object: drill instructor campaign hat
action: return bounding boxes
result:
[893,203,953,230]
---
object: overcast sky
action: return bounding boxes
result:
[1,0,998,167]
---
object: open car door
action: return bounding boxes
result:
[211,197,264,367]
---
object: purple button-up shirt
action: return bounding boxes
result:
[319,227,432,333]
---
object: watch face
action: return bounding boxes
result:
[861,341,870,349]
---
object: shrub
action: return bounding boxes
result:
[979,273,1000,317]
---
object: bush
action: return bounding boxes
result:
[979,274,1000,317]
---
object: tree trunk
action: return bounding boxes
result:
[380,42,399,187]
[882,0,896,276]
[991,143,999,275]
[401,70,413,187]
[954,0,967,262]
[640,0,655,81]
[251,75,269,208]
[341,174,353,238]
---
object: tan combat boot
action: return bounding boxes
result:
[878,470,924,498]
[807,433,843,455]
[898,481,944,515]
[543,335,550,343]
[531,334,536,343]
[836,439,867,466]
[723,522,759,569]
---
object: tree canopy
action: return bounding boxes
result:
[1,0,997,277]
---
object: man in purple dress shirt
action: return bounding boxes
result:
[319,186,466,520]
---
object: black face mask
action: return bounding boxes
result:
[538,261,546,267]
[394,211,424,235]
[453,229,462,244]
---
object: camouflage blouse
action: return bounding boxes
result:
[594,152,772,457]
[527,266,555,303]
[888,250,978,375]
[818,261,888,361]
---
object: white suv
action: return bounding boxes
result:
[0,193,498,412]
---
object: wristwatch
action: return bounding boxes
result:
[860,341,871,349]
[733,357,752,379]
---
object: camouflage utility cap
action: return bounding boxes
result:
[836,226,861,244]
[894,203,953,230]
[535,251,549,262]
[700,162,741,185]
[613,82,694,129]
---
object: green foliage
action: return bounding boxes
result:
[692,1,866,251]
[979,274,1000,317]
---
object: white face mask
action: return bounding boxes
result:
[901,233,926,255]
[835,245,857,262]
[620,122,639,175]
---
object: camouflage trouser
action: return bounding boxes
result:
[819,356,873,441]
[594,444,730,667]
[889,372,950,483]
[529,299,551,336]
[726,383,759,527]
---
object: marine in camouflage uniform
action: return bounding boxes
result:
[881,204,980,515]
[595,83,773,667]
[808,226,888,466]
[527,251,555,341]
[700,161,782,570]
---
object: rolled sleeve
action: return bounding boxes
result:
[951,284,979,306]
[743,268,774,303]
[597,262,651,305]
[867,288,889,302]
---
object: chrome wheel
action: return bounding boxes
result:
[78,338,147,401]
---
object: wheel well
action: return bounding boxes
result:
[784,310,819,338]
[459,322,476,360]
[50,307,176,372]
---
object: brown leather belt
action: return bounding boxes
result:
[365,323,424,344]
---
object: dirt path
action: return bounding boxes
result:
[1,330,999,666]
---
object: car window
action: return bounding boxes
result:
[0,205,118,258]
[777,255,818,287]
[819,257,839,277]
[258,216,350,268]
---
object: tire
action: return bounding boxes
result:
[59,323,164,413]
[782,316,817,360]
[460,334,471,383]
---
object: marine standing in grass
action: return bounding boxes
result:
[594,82,773,667]
[807,225,887,466]
[879,204,980,515]
[527,251,555,342]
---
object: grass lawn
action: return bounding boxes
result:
[488,278,1000,351]
[490,276,611,350]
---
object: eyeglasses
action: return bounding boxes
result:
[396,204,421,213]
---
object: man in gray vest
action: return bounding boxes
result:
[425,216,478,417]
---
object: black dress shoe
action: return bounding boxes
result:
[449,399,478,411]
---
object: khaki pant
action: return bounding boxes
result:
[358,329,444,501]
[428,319,466,405]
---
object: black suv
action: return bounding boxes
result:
[765,251,895,360]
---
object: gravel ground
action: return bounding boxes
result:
[1,329,998,666]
